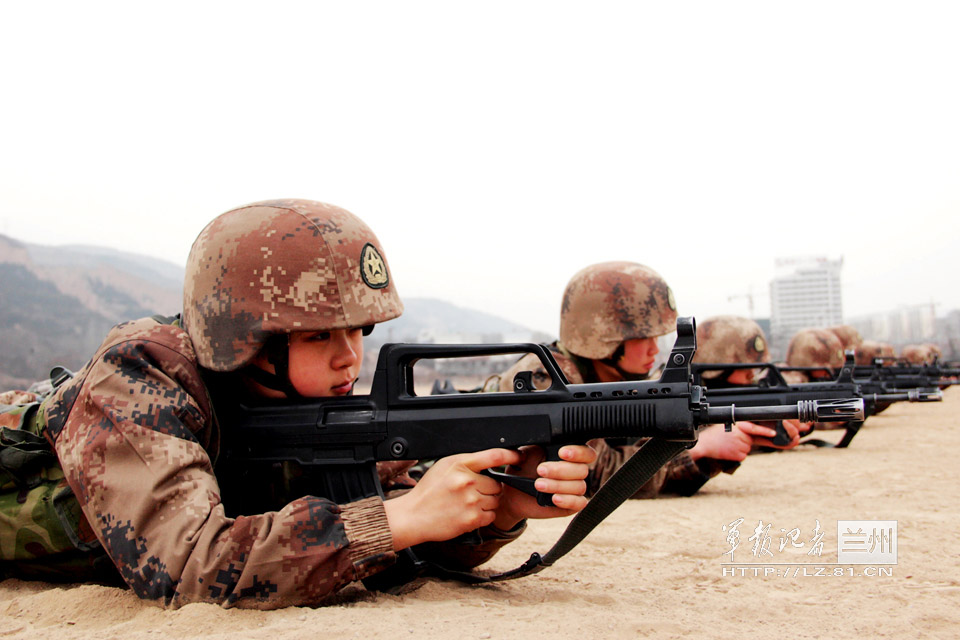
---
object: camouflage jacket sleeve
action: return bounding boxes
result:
[44,319,395,609]
[412,521,527,571]
[379,468,524,572]
[585,438,668,499]
[659,450,738,497]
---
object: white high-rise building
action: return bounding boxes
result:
[848,304,937,347]
[769,256,844,357]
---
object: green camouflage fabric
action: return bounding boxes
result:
[1,391,115,583]
[0,394,71,561]
[183,199,403,372]
[692,315,769,381]
[559,262,678,360]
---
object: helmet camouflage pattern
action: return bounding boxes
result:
[183,199,403,371]
[900,345,926,364]
[828,325,863,351]
[901,344,939,365]
[693,315,769,378]
[785,328,845,369]
[855,339,887,365]
[560,261,678,360]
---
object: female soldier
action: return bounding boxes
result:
[28,199,594,608]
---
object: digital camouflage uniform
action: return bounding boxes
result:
[7,200,521,608]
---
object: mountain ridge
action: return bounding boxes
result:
[0,234,547,389]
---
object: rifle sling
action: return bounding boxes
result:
[800,420,863,449]
[424,438,689,584]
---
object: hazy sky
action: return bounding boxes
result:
[2,2,958,336]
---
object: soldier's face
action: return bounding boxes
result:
[727,369,756,385]
[287,328,365,397]
[619,338,659,375]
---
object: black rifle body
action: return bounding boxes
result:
[217,317,865,588]
[693,358,865,447]
[222,319,864,510]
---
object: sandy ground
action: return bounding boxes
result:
[2,390,958,640]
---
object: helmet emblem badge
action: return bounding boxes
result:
[361,243,389,289]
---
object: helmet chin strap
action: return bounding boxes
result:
[243,335,303,399]
[243,326,375,400]
[598,343,651,382]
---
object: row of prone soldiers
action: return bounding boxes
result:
[789,325,944,373]
[0,198,944,610]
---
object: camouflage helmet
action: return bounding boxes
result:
[559,261,677,360]
[183,199,403,372]
[693,315,769,378]
[901,344,934,365]
[855,339,887,365]
[828,325,863,351]
[785,328,845,369]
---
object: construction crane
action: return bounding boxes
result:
[727,287,768,318]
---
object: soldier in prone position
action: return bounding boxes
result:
[688,315,803,475]
[0,199,595,608]
[497,263,799,498]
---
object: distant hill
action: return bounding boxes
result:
[0,235,547,389]
[0,234,183,389]
[371,297,552,344]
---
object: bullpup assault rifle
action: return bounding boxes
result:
[221,318,864,586]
